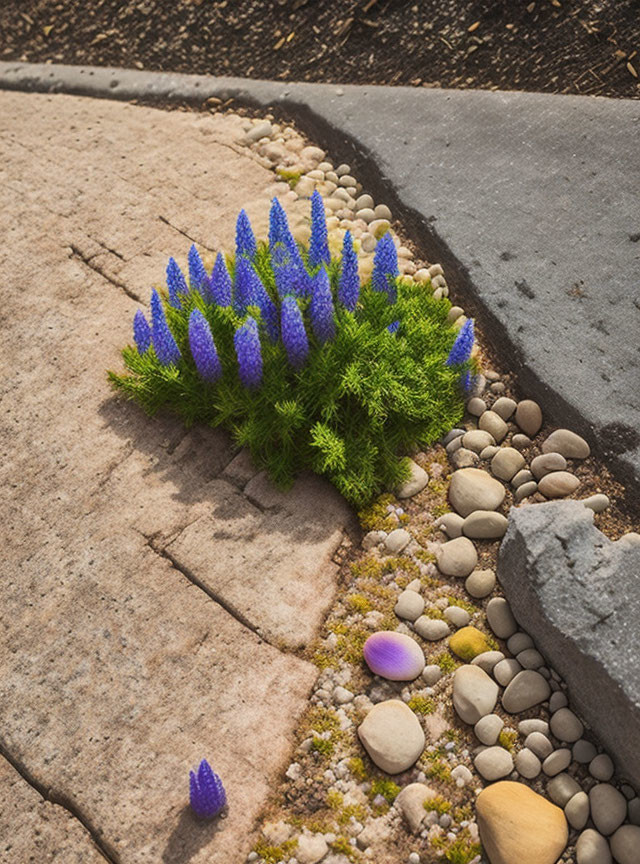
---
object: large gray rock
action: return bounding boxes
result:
[498,501,640,787]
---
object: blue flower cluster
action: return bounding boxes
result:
[130,193,470,391]
[189,759,226,819]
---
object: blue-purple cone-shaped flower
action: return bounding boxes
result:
[235,209,257,260]
[188,244,208,291]
[166,257,187,309]
[133,309,151,354]
[150,289,181,366]
[254,280,279,344]
[189,759,226,819]
[234,317,263,389]
[387,320,400,334]
[371,232,399,302]
[268,198,306,273]
[281,296,309,370]
[234,257,264,315]
[309,267,336,344]
[208,253,232,306]
[188,309,222,383]
[446,318,475,366]
[272,243,308,298]
[338,230,359,312]
[461,370,474,393]
[308,190,330,268]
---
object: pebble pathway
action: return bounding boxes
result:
[229,114,638,864]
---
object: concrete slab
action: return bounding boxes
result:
[2,62,637,507]
[0,90,352,862]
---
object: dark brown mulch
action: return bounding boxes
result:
[1,0,639,99]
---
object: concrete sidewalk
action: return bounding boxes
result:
[2,61,637,508]
[0,91,355,862]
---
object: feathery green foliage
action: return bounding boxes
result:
[108,202,469,507]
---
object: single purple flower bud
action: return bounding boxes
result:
[281,296,309,369]
[189,759,226,819]
[166,257,187,309]
[235,209,257,260]
[188,244,208,291]
[387,320,400,334]
[150,289,181,366]
[309,266,336,344]
[234,316,263,389]
[338,230,360,311]
[133,309,151,354]
[208,253,232,306]
[446,318,475,366]
[308,190,330,268]
[371,232,399,302]
[188,309,222,383]
[233,257,263,315]
[461,370,474,393]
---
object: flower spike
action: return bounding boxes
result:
[166,257,187,309]
[308,190,330,268]
[338,230,359,311]
[188,244,208,292]
[234,317,263,389]
[150,289,181,366]
[281,296,309,370]
[208,253,232,306]
[371,232,399,302]
[189,759,226,819]
[234,257,263,315]
[446,319,475,366]
[235,209,257,260]
[188,309,222,383]
[133,309,151,354]
[309,267,336,344]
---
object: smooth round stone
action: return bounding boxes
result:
[538,471,580,498]
[475,746,514,781]
[550,708,584,742]
[369,218,390,237]
[502,670,551,713]
[462,510,509,539]
[355,193,373,210]
[471,650,505,674]
[491,447,526,481]
[590,754,614,781]
[515,480,538,502]
[356,207,376,223]
[428,263,444,277]
[362,529,386,550]
[565,791,590,830]
[610,825,640,864]
[576,829,612,864]
[465,568,496,599]
[374,203,392,220]
[384,528,411,553]
[573,739,598,764]
[451,447,479,469]
[394,589,425,622]
[436,512,464,538]
[475,713,504,746]
[422,664,442,686]
[449,625,491,660]
[517,648,544,669]
[589,783,627,835]
[516,748,542,779]
[436,536,478,577]
[507,632,534,654]
[297,833,329,863]
[396,459,429,498]
[549,691,568,712]
[526,732,553,759]
[582,493,610,513]
[360,232,377,252]
[444,606,470,628]
[480,445,501,460]
[479,410,509,443]
[452,665,499,724]
[395,782,435,834]
[462,429,496,453]
[512,433,532,450]
[363,631,425,681]
[494,658,522,686]
[542,429,591,459]
[357,700,426,774]
[492,397,517,420]
[446,435,464,454]
[486,597,518,639]
[449,468,506,517]
[519,719,549,736]
[543,748,572,776]
[548,773,582,807]
[511,469,535,489]
[515,400,543,437]
[477,781,568,864]
[414,616,450,641]
[530,452,568,480]
[467,397,487,417]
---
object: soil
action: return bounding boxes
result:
[1,0,639,99]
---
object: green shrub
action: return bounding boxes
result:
[108,195,471,507]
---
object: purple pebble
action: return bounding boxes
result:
[363,631,425,681]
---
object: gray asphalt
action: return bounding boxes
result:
[2,61,638,511]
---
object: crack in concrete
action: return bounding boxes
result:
[69,244,142,303]
[157,215,216,253]
[0,742,120,864]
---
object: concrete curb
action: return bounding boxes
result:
[3,61,639,513]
